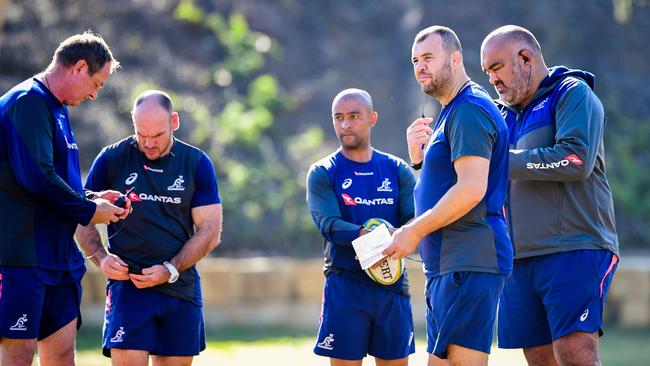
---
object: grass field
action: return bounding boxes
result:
[65,325,650,366]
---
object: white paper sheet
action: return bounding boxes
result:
[351,223,393,270]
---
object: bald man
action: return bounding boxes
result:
[306,88,416,365]
[481,25,618,366]
[75,90,223,366]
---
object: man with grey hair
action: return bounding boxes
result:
[481,25,618,366]
[384,25,512,365]
[0,31,126,366]
[307,88,416,365]
[76,90,223,366]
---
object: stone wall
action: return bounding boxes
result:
[80,256,650,329]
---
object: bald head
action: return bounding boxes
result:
[482,25,542,58]
[131,90,179,160]
[133,90,174,115]
[331,88,373,113]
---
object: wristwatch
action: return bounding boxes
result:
[162,261,179,283]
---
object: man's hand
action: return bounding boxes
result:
[129,264,171,289]
[407,117,434,164]
[98,253,130,280]
[382,224,424,260]
[90,198,127,224]
[97,190,132,219]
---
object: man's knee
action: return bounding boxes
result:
[553,331,600,366]
[447,344,488,366]
[0,338,38,366]
[523,343,558,366]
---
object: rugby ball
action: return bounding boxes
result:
[362,218,404,286]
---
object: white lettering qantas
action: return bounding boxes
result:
[526,154,584,170]
[138,193,181,204]
[341,193,394,206]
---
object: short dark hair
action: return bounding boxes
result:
[52,31,120,75]
[414,26,462,55]
[133,90,174,114]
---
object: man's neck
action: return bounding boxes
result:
[439,74,470,106]
[340,146,372,163]
[39,68,65,104]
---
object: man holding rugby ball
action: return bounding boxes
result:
[306,88,416,366]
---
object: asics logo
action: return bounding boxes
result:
[342,178,352,189]
[125,173,138,185]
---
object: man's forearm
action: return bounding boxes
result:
[169,224,221,272]
[75,224,108,267]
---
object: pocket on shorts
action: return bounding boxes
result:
[452,271,468,287]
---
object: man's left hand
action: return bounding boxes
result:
[129,264,170,288]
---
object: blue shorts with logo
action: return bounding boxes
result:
[0,265,85,340]
[102,279,205,357]
[314,273,415,360]
[498,249,618,349]
[425,271,506,359]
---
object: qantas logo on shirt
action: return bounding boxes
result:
[143,165,163,173]
[341,193,394,206]
[565,154,584,165]
[342,193,356,205]
[63,136,78,150]
[526,154,583,170]
[129,190,180,204]
[127,191,142,202]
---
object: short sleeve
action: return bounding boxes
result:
[447,103,496,162]
[85,149,111,192]
[190,153,221,208]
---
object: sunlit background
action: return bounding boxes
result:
[1,0,648,365]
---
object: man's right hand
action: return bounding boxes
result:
[406,117,434,165]
[98,253,130,280]
[90,198,126,224]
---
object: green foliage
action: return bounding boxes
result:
[173,0,205,24]
[172,3,320,255]
[605,111,650,247]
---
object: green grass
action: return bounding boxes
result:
[600,326,650,365]
[74,325,650,366]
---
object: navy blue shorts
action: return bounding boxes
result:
[425,271,506,359]
[314,273,415,360]
[0,265,85,340]
[102,279,205,357]
[498,249,618,349]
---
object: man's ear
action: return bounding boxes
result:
[451,50,462,71]
[72,60,88,75]
[171,112,180,131]
[519,49,532,64]
[370,111,378,127]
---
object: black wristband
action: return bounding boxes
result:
[411,161,422,170]
[84,190,98,200]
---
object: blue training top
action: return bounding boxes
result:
[307,149,416,296]
[0,78,95,270]
[85,136,221,304]
[415,82,512,277]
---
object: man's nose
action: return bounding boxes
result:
[488,71,499,86]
